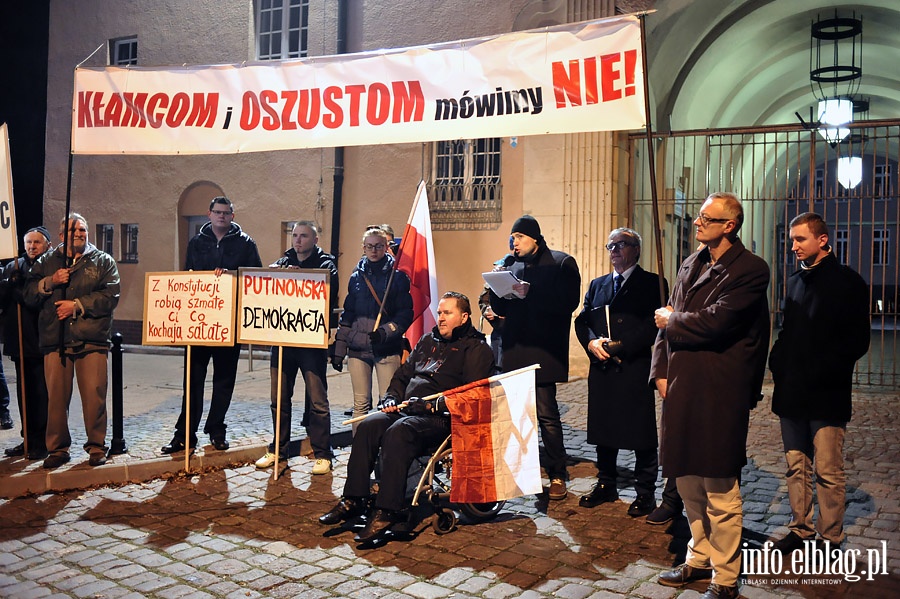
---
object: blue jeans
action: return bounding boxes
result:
[268,346,332,460]
[780,417,847,543]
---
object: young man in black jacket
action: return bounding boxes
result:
[162,196,262,454]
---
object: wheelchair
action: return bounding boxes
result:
[408,434,505,534]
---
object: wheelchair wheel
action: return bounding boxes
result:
[433,508,457,534]
[460,500,505,522]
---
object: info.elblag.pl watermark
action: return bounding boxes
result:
[742,540,890,585]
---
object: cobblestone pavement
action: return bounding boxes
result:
[0,349,898,598]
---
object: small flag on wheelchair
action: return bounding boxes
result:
[442,365,542,504]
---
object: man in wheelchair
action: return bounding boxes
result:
[319,291,496,542]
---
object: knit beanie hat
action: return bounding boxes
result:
[26,226,51,242]
[510,215,542,240]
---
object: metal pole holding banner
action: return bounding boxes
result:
[184,344,192,473]
[638,13,667,306]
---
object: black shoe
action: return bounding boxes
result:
[4,443,25,457]
[354,508,401,542]
[42,453,71,470]
[319,497,368,526]
[646,502,682,525]
[699,582,739,599]
[210,437,229,451]
[658,563,713,587]
[0,413,12,429]
[627,494,657,517]
[579,482,618,508]
[771,531,807,553]
[160,438,195,454]
[26,448,48,460]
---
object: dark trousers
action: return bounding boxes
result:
[13,357,48,450]
[661,476,683,509]
[344,411,450,512]
[268,346,332,460]
[536,383,568,480]
[595,445,658,497]
[175,344,241,442]
[0,358,10,415]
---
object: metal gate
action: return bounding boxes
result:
[628,120,900,387]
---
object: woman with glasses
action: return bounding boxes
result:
[332,227,413,433]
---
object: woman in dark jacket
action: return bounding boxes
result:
[333,227,413,432]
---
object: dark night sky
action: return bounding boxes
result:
[0,1,50,244]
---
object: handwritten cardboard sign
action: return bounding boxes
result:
[142,271,236,346]
[237,267,330,348]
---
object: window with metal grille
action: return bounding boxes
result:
[96,224,114,257]
[109,36,137,66]
[257,0,308,60]
[121,224,139,263]
[874,164,892,197]
[428,138,502,230]
[873,229,890,267]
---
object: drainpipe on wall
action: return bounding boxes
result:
[330,0,348,266]
[328,0,348,327]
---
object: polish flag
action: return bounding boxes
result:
[442,365,542,503]
[396,181,438,345]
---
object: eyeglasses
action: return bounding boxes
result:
[697,213,731,226]
[211,210,233,216]
[605,241,635,252]
[363,243,386,251]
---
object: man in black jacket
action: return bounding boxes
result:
[319,291,495,543]
[575,227,666,517]
[162,196,262,454]
[489,215,581,500]
[255,221,337,475]
[769,212,870,553]
[0,226,52,459]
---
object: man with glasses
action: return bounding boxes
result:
[651,192,770,599]
[575,228,667,518]
[162,196,262,454]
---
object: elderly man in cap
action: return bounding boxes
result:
[488,215,581,500]
[0,226,52,459]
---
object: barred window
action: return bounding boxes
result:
[96,224,114,256]
[121,224,139,263]
[109,36,137,66]
[428,138,502,230]
[257,0,308,60]
[873,229,890,267]
[834,229,849,265]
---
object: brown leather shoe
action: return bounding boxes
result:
[699,582,739,599]
[318,497,367,526]
[548,478,567,500]
[658,563,713,587]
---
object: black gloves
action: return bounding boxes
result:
[330,354,344,372]
[368,328,387,345]
[376,395,398,410]
[402,397,428,415]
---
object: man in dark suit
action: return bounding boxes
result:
[651,193,770,599]
[489,215,580,501]
[575,227,666,517]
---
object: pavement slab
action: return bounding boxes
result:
[0,349,898,597]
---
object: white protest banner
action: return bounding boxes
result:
[0,124,19,259]
[237,268,330,348]
[72,16,643,155]
[142,271,236,346]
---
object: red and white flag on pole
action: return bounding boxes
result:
[396,180,438,345]
[443,365,542,503]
